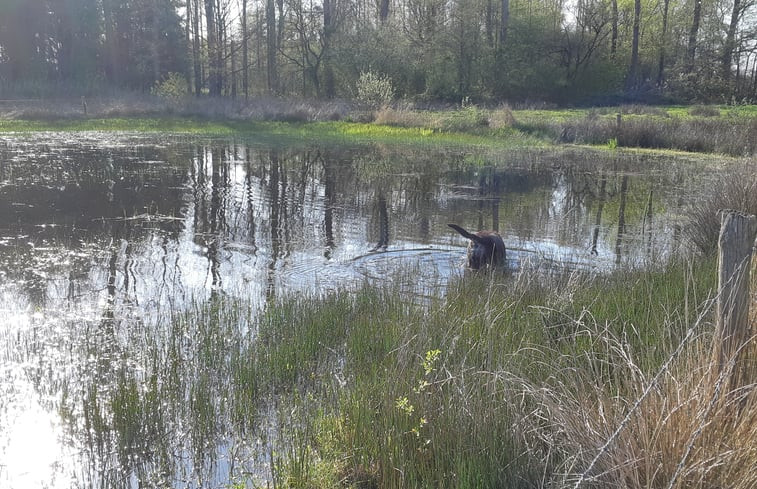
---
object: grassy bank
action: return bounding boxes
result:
[0,117,543,150]
[223,255,756,489]
[1,97,756,155]
[374,104,757,156]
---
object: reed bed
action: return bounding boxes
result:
[223,255,755,488]
[516,111,757,156]
[71,252,756,488]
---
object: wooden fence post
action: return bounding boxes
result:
[714,210,757,383]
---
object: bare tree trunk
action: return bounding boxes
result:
[193,0,202,95]
[186,0,193,91]
[611,0,618,57]
[242,0,249,99]
[229,39,239,99]
[102,0,119,84]
[266,0,278,93]
[499,0,509,48]
[625,0,641,91]
[205,0,221,96]
[218,0,227,95]
[151,0,160,87]
[656,0,670,86]
[323,0,336,98]
[379,0,390,23]
[714,211,757,386]
[723,0,742,80]
[688,0,702,66]
[485,0,494,47]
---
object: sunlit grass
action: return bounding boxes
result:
[59,249,757,488]
[228,256,753,488]
[2,102,755,154]
[0,117,544,149]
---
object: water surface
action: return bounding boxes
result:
[0,132,709,488]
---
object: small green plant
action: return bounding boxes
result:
[607,137,618,150]
[355,70,395,109]
[151,72,189,99]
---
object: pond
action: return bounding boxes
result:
[0,132,710,488]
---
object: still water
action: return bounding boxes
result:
[0,132,706,488]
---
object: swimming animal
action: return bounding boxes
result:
[447,223,506,270]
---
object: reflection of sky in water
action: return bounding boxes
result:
[0,134,709,488]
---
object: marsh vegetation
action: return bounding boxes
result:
[0,126,755,489]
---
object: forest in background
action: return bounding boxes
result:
[0,0,756,105]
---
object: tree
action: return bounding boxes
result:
[242,0,249,99]
[266,0,278,93]
[688,0,702,65]
[499,0,509,48]
[0,0,51,85]
[656,0,671,86]
[52,0,100,87]
[205,0,222,95]
[723,0,742,79]
[626,0,641,91]
[610,0,618,57]
[322,0,336,98]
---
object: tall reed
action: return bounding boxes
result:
[256,255,757,489]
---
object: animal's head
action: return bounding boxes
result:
[468,238,498,269]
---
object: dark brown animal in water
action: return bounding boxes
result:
[448,224,506,270]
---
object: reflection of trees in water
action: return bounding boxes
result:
[370,190,389,252]
[591,171,607,255]
[615,174,629,264]
[445,151,682,264]
[322,151,336,258]
[1,140,712,488]
[0,141,187,309]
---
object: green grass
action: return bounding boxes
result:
[0,117,544,149]
[231,255,757,489]
[59,249,756,488]
[2,102,755,154]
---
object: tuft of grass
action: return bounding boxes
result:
[685,163,757,254]
[542,332,757,489]
[688,105,721,117]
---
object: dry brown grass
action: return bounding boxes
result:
[685,163,757,255]
[373,106,431,127]
[527,307,757,489]
[373,104,516,132]
[0,94,352,122]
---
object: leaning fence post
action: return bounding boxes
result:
[714,210,757,383]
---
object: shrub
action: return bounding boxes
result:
[151,72,189,99]
[355,71,395,110]
[689,105,721,117]
[373,106,430,127]
[620,104,669,117]
[488,104,516,129]
[437,102,490,132]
